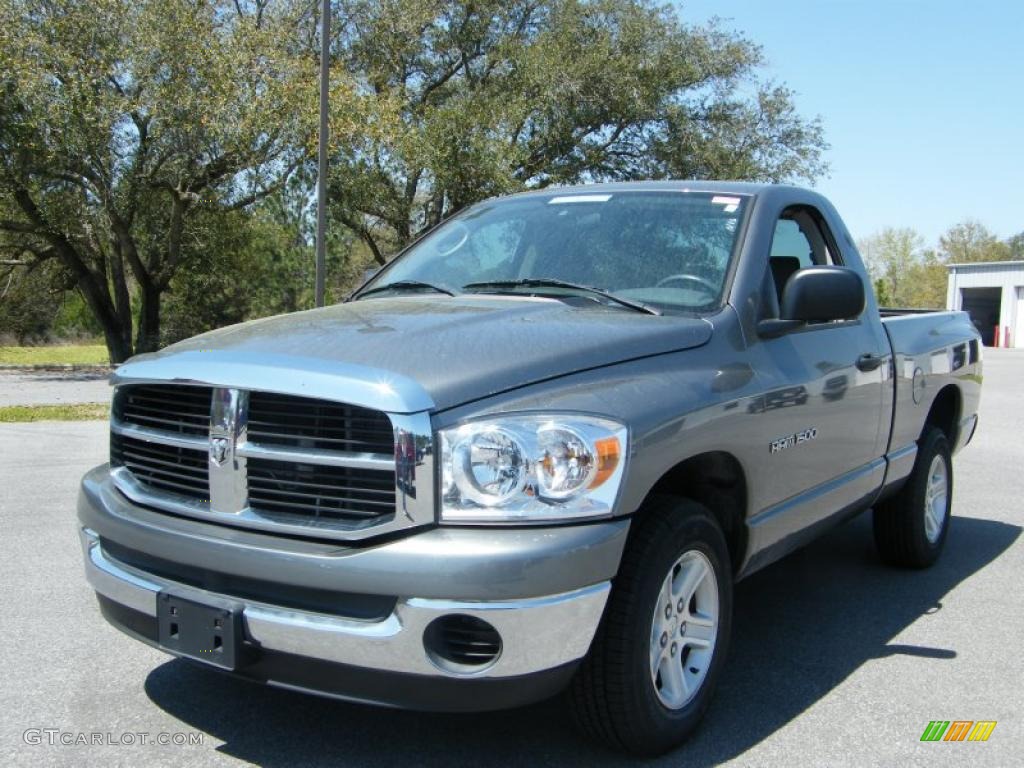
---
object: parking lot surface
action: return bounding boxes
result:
[0,370,111,407]
[2,350,1021,767]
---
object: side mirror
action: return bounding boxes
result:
[782,266,865,321]
[759,266,865,337]
[362,267,380,284]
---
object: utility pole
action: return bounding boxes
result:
[314,0,330,307]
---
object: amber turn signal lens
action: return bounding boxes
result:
[589,437,621,489]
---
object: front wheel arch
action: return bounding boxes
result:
[641,451,749,575]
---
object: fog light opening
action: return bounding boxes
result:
[423,614,502,674]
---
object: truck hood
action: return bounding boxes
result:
[117,296,712,413]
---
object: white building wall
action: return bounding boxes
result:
[1017,288,1024,351]
[947,262,1024,348]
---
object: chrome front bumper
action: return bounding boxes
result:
[80,527,610,680]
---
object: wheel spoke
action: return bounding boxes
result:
[661,573,675,615]
[923,455,948,544]
[650,620,666,675]
[682,616,716,648]
[658,653,688,706]
[675,557,708,607]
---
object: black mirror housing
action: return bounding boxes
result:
[780,266,865,323]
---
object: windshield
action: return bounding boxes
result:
[356,191,749,312]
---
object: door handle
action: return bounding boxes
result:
[855,353,885,372]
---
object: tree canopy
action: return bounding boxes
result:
[0,0,313,360]
[1,0,830,361]
[859,219,1019,310]
[326,0,828,261]
[938,219,1013,264]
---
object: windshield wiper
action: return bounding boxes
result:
[462,278,661,316]
[354,280,456,299]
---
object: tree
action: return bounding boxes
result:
[325,0,828,262]
[858,228,948,309]
[858,227,924,306]
[0,0,313,362]
[902,249,948,310]
[1006,230,1024,260]
[872,277,892,308]
[938,219,1012,264]
[161,180,362,345]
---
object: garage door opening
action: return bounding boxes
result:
[960,287,1002,346]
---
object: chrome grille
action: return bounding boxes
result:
[110,433,209,501]
[247,391,394,454]
[247,458,396,522]
[117,384,212,436]
[108,382,431,541]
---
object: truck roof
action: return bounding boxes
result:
[501,180,805,199]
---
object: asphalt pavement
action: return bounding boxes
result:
[1,350,1021,767]
[0,370,112,407]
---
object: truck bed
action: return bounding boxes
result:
[880,309,982,458]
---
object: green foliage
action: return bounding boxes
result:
[0,344,108,365]
[325,0,829,260]
[906,250,950,310]
[859,228,947,309]
[0,0,313,361]
[859,228,924,306]
[161,198,360,345]
[0,403,109,421]
[873,278,892,307]
[1008,231,1024,259]
[859,220,1023,310]
[51,291,103,340]
[939,219,1013,264]
[5,0,1020,351]
[0,263,59,343]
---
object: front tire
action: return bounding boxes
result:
[873,427,953,568]
[568,497,733,756]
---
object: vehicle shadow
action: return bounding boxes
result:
[144,513,1020,767]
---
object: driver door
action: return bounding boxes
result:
[749,205,889,552]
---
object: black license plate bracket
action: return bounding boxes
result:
[157,592,243,671]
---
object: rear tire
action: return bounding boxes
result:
[568,497,733,756]
[873,427,952,568]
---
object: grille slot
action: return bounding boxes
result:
[247,458,396,523]
[117,384,213,436]
[247,391,394,454]
[111,433,209,502]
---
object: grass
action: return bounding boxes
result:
[0,403,110,422]
[0,344,109,366]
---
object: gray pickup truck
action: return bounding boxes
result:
[78,182,981,755]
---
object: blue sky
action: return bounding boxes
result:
[676,0,1023,247]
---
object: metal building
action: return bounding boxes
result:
[946,261,1024,347]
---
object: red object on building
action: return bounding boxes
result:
[994,326,1000,347]
[1005,326,1011,348]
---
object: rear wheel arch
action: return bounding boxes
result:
[923,384,961,446]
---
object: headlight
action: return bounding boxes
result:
[439,415,627,523]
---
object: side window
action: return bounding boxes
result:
[768,206,843,307]
[770,218,815,268]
